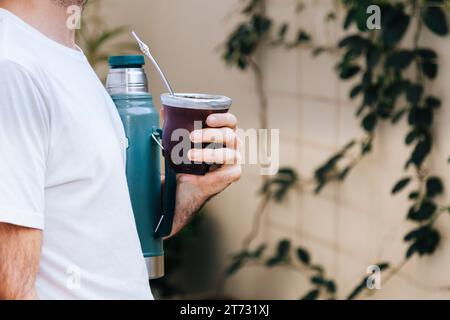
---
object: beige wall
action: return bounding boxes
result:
[100,0,450,299]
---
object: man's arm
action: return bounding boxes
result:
[0,223,42,300]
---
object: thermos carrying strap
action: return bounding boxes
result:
[151,129,177,238]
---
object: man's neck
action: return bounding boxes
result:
[0,0,78,49]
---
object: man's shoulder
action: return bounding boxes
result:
[0,57,40,90]
[0,56,48,107]
[0,14,44,78]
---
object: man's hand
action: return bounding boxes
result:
[0,223,41,300]
[168,113,242,237]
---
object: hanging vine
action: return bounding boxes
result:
[219,0,339,300]
[220,0,450,300]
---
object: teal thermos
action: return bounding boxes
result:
[106,55,177,279]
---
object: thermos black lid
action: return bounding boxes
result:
[108,55,145,69]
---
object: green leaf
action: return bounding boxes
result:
[377,262,390,271]
[421,62,438,79]
[343,9,356,29]
[297,30,311,43]
[346,281,366,300]
[422,6,448,36]
[363,84,378,107]
[362,70,372,89]
[382,8,410,46]
[338,35,368,58]
[339,65,361,80]
[406,242,418,258]
[425,96,441,109]
[266,239,291,266]
[392,177,412,194]
[386,50,415,70]
[419,229,440,255]
[408,108,434,127]
[311,275,325,286]
[355,2,370,31]
[377,101,394,119]
[410,138,432,168]
[405,130,419,145]
[302,289,320,300]
[326,280,337,294]
[350,84,363,99]
[416,48,438,78]
[426,176,444,198]
[408,108,433,127]
[266,256,283,267]
[296,247,310,264]
[405,227,440,258]
[416,48,437,60]
[408,201,437,221]
[225,259,243,276]
[252,15,272,35]
[409,191,420,200]
[406,84,424,104]
[237,57,248,70]
[384,81,408,99]
[404,225,430,242]
[362,113,377,132]
[277,239,291,257]
[366,46,381,68]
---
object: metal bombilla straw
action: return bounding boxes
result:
[131,31,175,96]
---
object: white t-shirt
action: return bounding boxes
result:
[0,8,152,299]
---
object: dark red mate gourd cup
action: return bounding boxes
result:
[161,93,233,175]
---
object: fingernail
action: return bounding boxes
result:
[190,130,202,141]
[208,115,218,123]
[188,149,199,160]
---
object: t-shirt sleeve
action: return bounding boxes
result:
[0,60,49,230]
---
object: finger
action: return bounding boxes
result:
[206,113,238,129]
[188,148,240,165]
[202,164,242,190]
[190,128,238,148]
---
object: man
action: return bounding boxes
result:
[0,0,241,299]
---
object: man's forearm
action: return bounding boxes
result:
[21,288,39,300]
[167,180,209,238]
[0,287,39,300]
[0,223,42,300]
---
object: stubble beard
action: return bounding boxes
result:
[52,0,87,7]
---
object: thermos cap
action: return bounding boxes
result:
[106,55,148,95]
[108,55,145,69]
[161,93,232,110]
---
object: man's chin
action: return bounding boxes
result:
[52,0,88,7]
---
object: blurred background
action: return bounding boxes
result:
[79,0,450,299]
